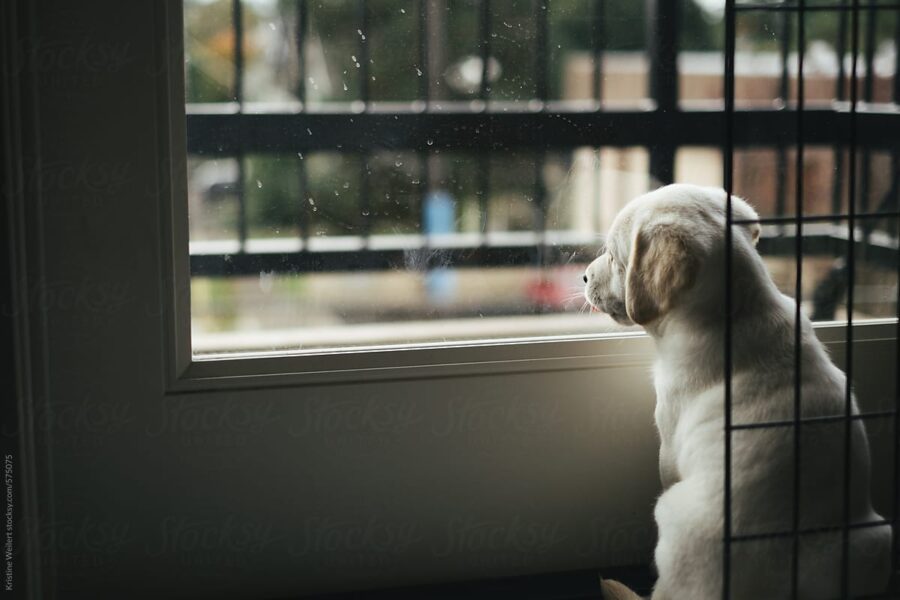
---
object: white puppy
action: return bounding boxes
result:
[585,184,891,599]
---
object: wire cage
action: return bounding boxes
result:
[183,0,900,596]
[721,1,899,599]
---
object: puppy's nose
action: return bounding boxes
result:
[583,274,588,283]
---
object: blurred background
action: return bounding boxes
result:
[183,0,899,354]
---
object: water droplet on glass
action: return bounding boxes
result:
[362,210,370,216]
[415,68,423,77]
[308,198,315,206]
[351,55,357,62]
[426,139,434,146]
[342,182,350,189]
[395,161,403,167]
[268,22,276,31]
[400,8,406,13]
[357,29,366,41]
[256,180,262,189]
[343,82,348,91]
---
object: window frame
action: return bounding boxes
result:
[161,1,899,393]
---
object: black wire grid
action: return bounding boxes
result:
[723,1,899,599]
[186,4,899,592]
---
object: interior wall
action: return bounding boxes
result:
[15,1,897,599]
[23,2,661,597]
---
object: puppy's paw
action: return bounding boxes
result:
[600,578,644,600]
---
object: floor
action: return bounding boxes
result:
[296,566,656,600]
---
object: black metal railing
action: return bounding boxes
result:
[185,0,899,289]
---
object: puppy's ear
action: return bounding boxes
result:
[745,222,760,246]
[625,224,699,325]
[730,194,760,246]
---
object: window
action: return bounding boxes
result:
[182,0,899,356]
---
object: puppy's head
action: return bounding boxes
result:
[583,184,760,326]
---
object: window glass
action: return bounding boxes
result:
[184,0,899,354]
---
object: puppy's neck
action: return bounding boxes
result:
[645,240,791,392]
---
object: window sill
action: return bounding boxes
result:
[169,318,897,394]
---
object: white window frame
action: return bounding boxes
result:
[160,2,898,394]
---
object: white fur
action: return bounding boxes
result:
[584,184,891,599]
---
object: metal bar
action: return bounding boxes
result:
[296,0,307,105]
[892,12,899,589]
[296,1,308,243]
[736,3,900,11]
[858,4,876,242]
[723,2,736,599]
[418,0,429,103]
[479,0,493,241]
[424,0,448,102]
[779,9,791,105]
[232,0,243,105]
[192,244,556,275]
[185,110,900,154]
[730,518,892,544]
[646,0,678,184]
[894,184,900,596]
[841,0,861,596]
[836,0,849,102]
[533,1,550,309]
[790,1,806,594]
[188,232,898,275]
[592,0,605,105]
[733,211,900,225]
[535,0,549,103]
[895,8,900,103]
[732,409,896,431]
[418,1,433,246]
[775,7,790,220]
[357,2,371,246]
[358,0,370,106]
[232,0,247,249]
[756,234,898,267]
[831,0,848,217]
[479,0,492,103]
[862,4,876,103]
